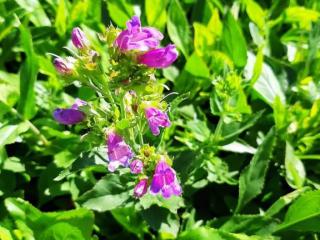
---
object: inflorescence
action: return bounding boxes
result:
[52,16,182,199]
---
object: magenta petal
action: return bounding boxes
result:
[114,16,163,51]
[164,168,175,185]
[155,160,170,173]
[134,178,148,198]
[106,132,134,172]
[107,132,124,149]
[150,174,164,194]
[130,159,144,174]
[127,16,141,33]
[53,109,85,125]
[71,27,88,49]
[172,181,182,196]
[145,107,171,136]
[53,57,74,74]
[138,44,178,68]
[162,185,173,198]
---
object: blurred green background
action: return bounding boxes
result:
[2,0,320,239]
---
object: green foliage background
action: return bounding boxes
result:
[1,0,320,239]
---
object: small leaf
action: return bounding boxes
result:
[285,142,306,189]
[244,0,265,30]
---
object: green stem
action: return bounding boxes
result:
[9,107,49,146]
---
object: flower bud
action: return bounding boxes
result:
[134,178,148,198]
[130,159,143,174]
[71,27,89,49]
[54,57,75,74]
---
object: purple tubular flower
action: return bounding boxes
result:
[130,159,143,174]
[138,44,178,68]
[54,57,75,74]
[107,132,134,172]
[115,16,163,51]
[134,178,148,198]
[71,27,89,49]
[145,107,171,136]
[53,99,87,125]
[53,109,85,125]
[150,160,182,198]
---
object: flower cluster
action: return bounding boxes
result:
[52,16,181,199]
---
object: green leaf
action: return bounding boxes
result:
[222,11,247,68]
[246,52,285,105]
[145,0,168,30]
[235,128,276,212]
[285,142,306,189]
[167,0,191,57]
[78,174,133,212]
[111,207,147,237]
[106,0,134,28]
[265,188,309,217]
[142,206,180,239]
[39,222,84,240]
[268,0,289,19]
[178,227,276,240]
[15,0,51,26]
[244,0,265,30]
[5,198,94,239]
[219,214,278,235]
[0,123,29,148]
[55,0,67,36]
[18,24,38,119]
[0,71,20,107]
[276,190,320,232]
[284,7,319,29]
[0,226,13,240]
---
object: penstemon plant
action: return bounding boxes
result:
[52,16,181,199]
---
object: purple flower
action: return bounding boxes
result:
[115,16,163,52]
[145,107,171,136]
[150,160,182,198]
[107,132,134,172]
[53,98,87,125]
[138,44,178,68]
[71,27,89,49]
[134,178,148,198]
[54,57,75,74]
[130,159,143,174]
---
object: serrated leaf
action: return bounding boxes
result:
[235,128,276,213]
